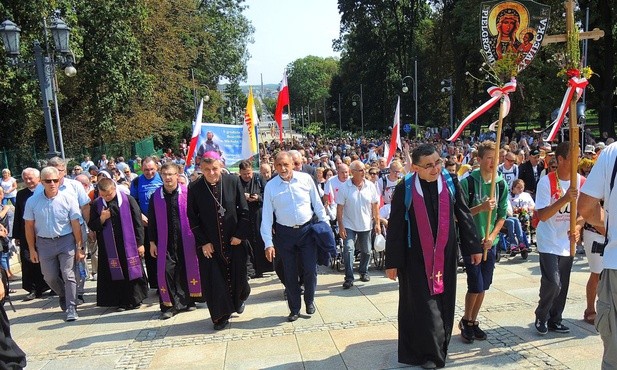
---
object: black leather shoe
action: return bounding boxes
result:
[160,310,175,320]
[23,292,36,301]
[421,360,437,369]
[288,313,299,322]
[360,274,370,282]
[306,303,316,315]
[342,280,353,289]
[237,301,246,314]
[213,319,229,330]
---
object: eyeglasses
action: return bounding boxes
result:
[353,168,365,173]
[417,159,444,170]
[550,166,557,170]
[505,158,515,162]
[43,179,60,184]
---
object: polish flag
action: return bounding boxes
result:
[383,97,402,165]
[274,71,289,142]
[185,98,204,168]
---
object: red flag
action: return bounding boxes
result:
[274,72,289,142]
[384,97,402,165]
[185,98,204,168]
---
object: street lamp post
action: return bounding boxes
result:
[322,99,327,132]
[401,60,419,131]
[352,84,364,136]
[332,93,342,136]
[441,78,454,136]
[0,16,77,158]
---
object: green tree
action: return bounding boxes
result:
[287,56,339,121]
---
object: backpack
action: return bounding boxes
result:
[465,173,506,209]
[403,169,456,248]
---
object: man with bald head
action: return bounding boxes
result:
[13,168,49,300]
[261,151,328,322]
[337,160,380,288]
[289,150,317,185]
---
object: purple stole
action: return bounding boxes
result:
[411,173,450,295]
[97,192,143,281]
[153,185,201,306]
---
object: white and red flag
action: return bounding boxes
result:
[185,98,204,168]
[383,96,402,165]
[274,71,289,142]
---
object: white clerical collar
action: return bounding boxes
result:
[159,184,182,198]
[414,173,443,197]
[102,192,123,207]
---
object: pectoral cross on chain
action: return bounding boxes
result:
[218,206,226,217]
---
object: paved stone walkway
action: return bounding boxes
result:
[7,250,602,369]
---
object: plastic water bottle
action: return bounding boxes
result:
[78,261,87,280]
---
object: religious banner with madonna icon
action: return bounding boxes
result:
[480,0,551,72]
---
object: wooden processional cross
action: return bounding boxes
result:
[542,0,604,256]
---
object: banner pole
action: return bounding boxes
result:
[483,97,505,261]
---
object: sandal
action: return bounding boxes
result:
[584,309,596,324]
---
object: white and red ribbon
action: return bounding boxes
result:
[545,77,588,142]
[447,79,517,142]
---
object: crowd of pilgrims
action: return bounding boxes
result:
[0,125,612,369]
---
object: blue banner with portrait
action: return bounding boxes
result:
[194,123,257,173]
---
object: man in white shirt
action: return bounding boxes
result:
[80,156,94,175]
[323,164,349,221]
[261,152,328,322]
[337,161,380,288]
[377,160,403,204]
[533,142,584,335]
[579,142,617,368]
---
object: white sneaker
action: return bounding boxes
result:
[91,273,97,281]
[66,306,79,322]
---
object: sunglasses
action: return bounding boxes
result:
[43,179,60,184]
[369,172,378,176]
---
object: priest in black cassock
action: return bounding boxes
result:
[88,178,148,310]
[385,144,482,369]
[188,151,251,330]
[148,162,202,320]
[238,160,272,278]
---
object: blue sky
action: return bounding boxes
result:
[243,0,341,85]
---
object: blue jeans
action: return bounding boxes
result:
[504,217,525,247]
[343,229,371,282]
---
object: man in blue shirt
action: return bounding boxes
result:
[130,157,163,290]
[24,167,83,322]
